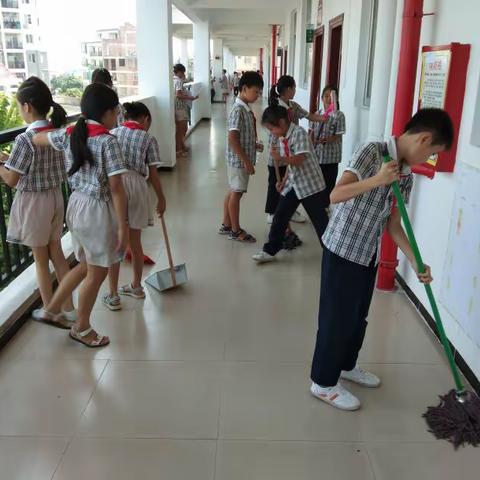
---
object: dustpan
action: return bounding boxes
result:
[145,216,188,291]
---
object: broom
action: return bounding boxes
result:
[383,153,480,448]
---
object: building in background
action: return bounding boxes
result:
[81,22,138,97]
[0,0,49,92]
[235,55,258,72]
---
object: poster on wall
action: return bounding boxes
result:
[418,49,451,168]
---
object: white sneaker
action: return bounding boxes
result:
[252,251,275,264]
[267,214,274,224]
[341,366,381,388]
[310,382,361,411]
[291,210,306,223]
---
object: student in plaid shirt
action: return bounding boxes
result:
[310,85,346,201]
[104,101,166,310]
[219,71,264,243]
[32,83,129,349]
[265,75,327,225]
[0,77,76,329]
[252,105,329,263]
[310,109,454,411]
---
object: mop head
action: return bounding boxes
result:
[423,389,480,448]
[283,231,303,250]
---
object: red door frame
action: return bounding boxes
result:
[309,26,325,113]
[326,14,344,88]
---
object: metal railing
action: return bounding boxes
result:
[0,114,80,291]
[3,20,21,29]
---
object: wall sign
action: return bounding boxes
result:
[419,50,451,109]
[306,25,315,43]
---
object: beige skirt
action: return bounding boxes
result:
[123,171,149,230]
[66,190,123,268]
[7,187,64,248]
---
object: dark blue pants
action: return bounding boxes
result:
[310,248,378,387]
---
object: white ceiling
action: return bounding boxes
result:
[173,0,292,56]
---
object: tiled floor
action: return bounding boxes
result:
[0,102,477,479]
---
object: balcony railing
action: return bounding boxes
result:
[6,41,22,49]
[0,114,80,291]
[7,60,25,69]
[3,20,21,29]
[1,0,19,8]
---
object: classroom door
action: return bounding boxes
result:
[327,14,343,88]
[309,26,324,113]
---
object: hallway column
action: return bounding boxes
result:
[212,38,224,101]
[136,0,176,167]
[366,0,397,141]
[193,19,211,119]
[179,38,189,67]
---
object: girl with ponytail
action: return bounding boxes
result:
[265,75,326,225]
[104,101,166,310]
[32,82,129,348]
[0,76,76,329]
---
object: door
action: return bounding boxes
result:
[309,26,324,113]
[282,47,288,75]
[327,14,343,88]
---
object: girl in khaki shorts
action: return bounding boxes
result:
[32,83,129,348]
[0,76,76,329]
[104,101,166,310]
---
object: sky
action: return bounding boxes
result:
[37,0,136,74]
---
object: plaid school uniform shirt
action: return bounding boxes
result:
[5,120,67,192]
[322,137,413,266]
[310,109,346,164]
[226,97,257,168]
[48,120,128,202]
[280,123,326,200]
[174,75,188,113]
[267,99,310,167]
[111,124,162,178]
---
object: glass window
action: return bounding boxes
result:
[363,0,378,107]
[303,0,313,87]
[119,58,125,67]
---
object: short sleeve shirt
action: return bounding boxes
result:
[174,75,187,112]
[278,98,309,125]
[226,98,257,168]
[48,121,127,201]
[111,124,162,178]
[322,137,414,266]
[310,110,346,164]
[5,120,67,192]
[281,124,326,200]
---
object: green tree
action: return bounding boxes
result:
[0,92,23,132]
[51,74,84,95]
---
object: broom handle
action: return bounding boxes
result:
[383,155,465,393]
[160,215,177,287]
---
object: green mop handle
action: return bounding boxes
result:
[383,155,465,393]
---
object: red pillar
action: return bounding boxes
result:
[271,25,278,86]
[376,0,424,291]
[259,48,264,76]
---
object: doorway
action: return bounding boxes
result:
[282,47,288,75]
[309,26,324,113]
[327,14,343,88]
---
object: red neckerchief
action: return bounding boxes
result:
[122,121,145,131]
[34,125,54,133]
[66,123,111,137]
[281,137,290,157]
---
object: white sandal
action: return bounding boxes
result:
[69,327,110,348]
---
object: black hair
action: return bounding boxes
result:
[69,83,119,176]
[238,71,264,91]
[173,63,186,74]
[222,69,227,74]
[17,76,67,128]
[321,84,340,109]
[404,108,454,149]
[261,105,290,127]
[123,101,151,121]
[269,75,295,106]
[91,68,113,88]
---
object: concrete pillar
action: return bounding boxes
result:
[136,0,176,167]
[367,0,398,141]
[193,19,211,119]
[212,38,224,101]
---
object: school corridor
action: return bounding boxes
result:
[0,101,477,479]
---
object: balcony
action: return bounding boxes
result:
[7,60,25,69]
[5,40,22,49]
[3,19,21,29]
[1,0,19,8]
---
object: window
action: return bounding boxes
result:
[25,14,32,25]
[290,10,297,75]
[303,0,313,87]
[28,53,36,63]
[22,0,30,3]
[119,58,125,67]
[26,34,33,43]
[363,0,378,106]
